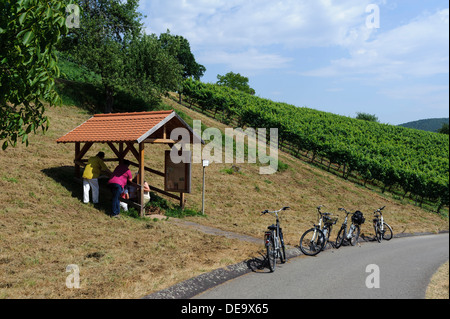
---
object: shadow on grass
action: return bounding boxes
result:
[41,166,112,216]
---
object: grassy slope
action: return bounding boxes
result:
[0,105,260,299]
[0,101,447,299]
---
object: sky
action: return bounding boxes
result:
[139,0,449,125]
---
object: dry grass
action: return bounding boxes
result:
[0,105,260,299]
[0,102,448,299]
[426,261,449,299]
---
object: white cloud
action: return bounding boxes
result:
[303,8,450,79]
[142,0,376,70]
[198,48,292,73]
[145,0,376,48]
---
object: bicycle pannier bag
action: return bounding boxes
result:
[352,211,365,225]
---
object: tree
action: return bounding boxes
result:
[62,0,143,113]
[438,123,449,135]
[158,31,206,81]
[216,72,255,95]
[124,34,183,105]
[356,112,379,122]
[1,0,72,150]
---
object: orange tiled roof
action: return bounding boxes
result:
[56,110,175,143]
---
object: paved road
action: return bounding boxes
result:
[195,233,449,299]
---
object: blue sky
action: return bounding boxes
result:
[139,0,449,125]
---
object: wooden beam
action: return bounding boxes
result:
[107,142,122,160]
[149,185,181,201]
[125,142,140,162]
[75,143,81,178]
[139,142,145,218]
[75,142,93,161]
[143,138,179,144]
[121,143,132,159]
[128,161,165,178]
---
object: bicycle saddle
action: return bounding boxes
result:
[268,224,277,230]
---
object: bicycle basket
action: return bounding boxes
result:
[352,211,366,225]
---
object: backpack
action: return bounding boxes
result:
[352,211,365,225]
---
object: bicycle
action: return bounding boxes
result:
[261,206,290,272]
[335,208,362,248]
[299,205,338,256]
[373,206,393,242]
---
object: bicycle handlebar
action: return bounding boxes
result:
[338,208,353,215]
[261,206,290,215]
[374,206,386,214]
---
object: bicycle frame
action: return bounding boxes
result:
[311,205,327,241]
[262,206,289,270]
[264,211,282,253]
[312,206,338,246]
[340,209,356,238]
[373,206,389,241]
[374,207,384,229]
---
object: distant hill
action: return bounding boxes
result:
[399,118,449,132]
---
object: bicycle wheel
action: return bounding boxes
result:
[299,228,325,256]
[335,227,345,249]
[279,230,286,264]
[266,235,276,272]
[350,225,360,246]
[382,223,393,241]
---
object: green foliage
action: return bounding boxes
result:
[158,30,206,80]
[147,192,203,218]
[0,0,72,150]
[61,0,143,113]
[58,53,101,84]
[181,79,449,210]
[438,123,449,135]
[217,71,255,95]
[60,2,194,114]
[356,112,379,123]
[124,33,183,99]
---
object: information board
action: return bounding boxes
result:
[164,150,191,193]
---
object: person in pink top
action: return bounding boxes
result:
[108,160,132,217]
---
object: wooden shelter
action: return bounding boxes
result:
[56,110,203,216]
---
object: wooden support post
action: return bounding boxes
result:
[180,192,185,209]
[139,142,145,217]
[75,142,81,178]
[75,142,94,161]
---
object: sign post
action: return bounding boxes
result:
[202,160,209,215]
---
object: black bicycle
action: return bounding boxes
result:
[335,208,364,248]
[261,206,289,272]
[299,205,337,256]
[373,206,393,242]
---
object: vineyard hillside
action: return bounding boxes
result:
[180,79,449,212]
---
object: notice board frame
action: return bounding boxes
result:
[164,150,192,194]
